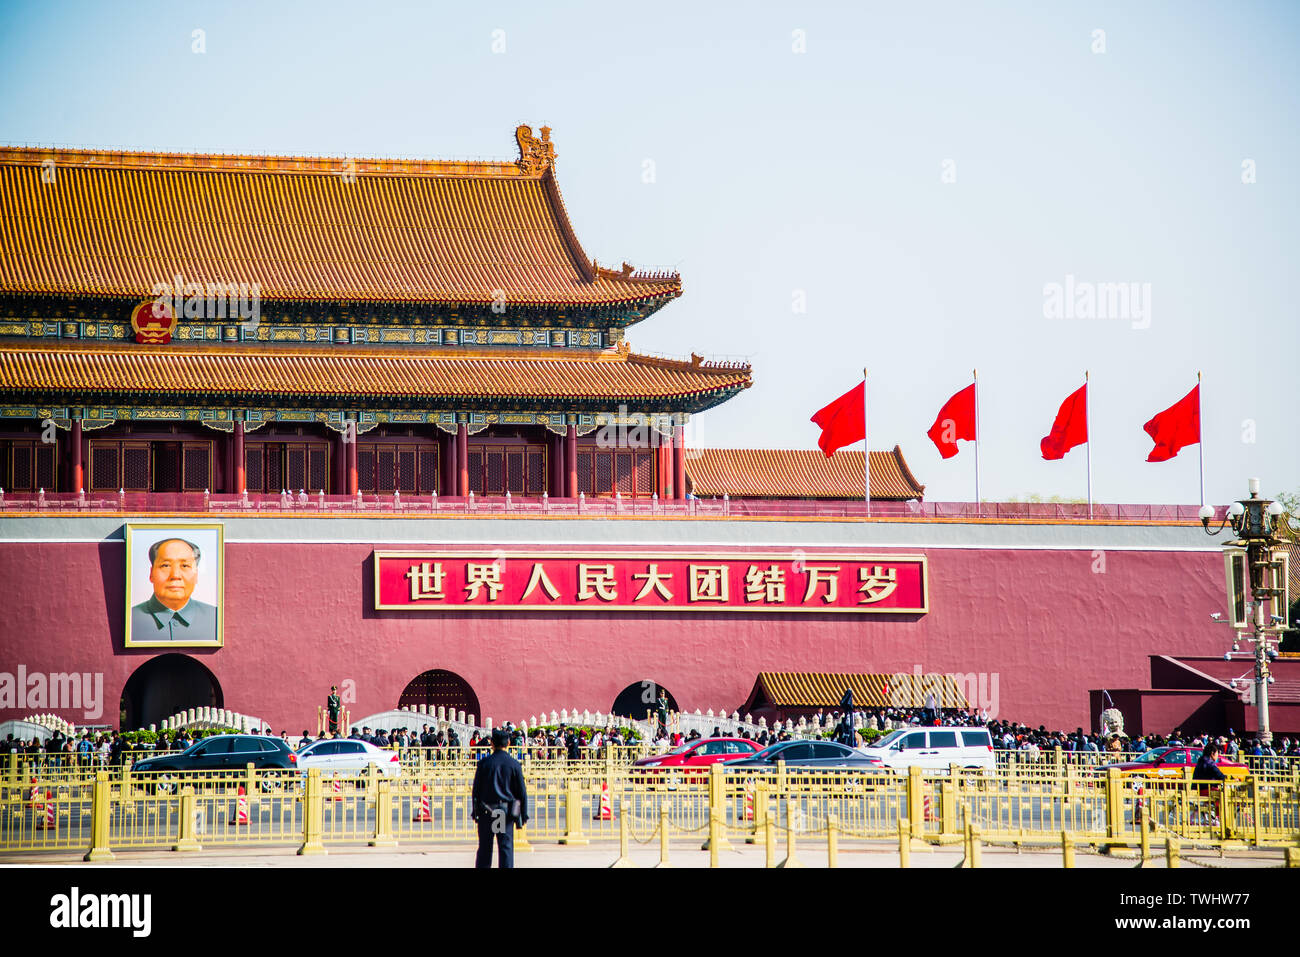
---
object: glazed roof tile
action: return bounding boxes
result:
[0,133,680,307]
[0,342,750,405]
[684,447,924,500]
[752,673,968,709]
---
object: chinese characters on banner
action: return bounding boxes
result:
[374,552,927,613]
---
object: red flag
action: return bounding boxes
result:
[1143,385,1200,462]
[1040,384,1088,460]
[810,380,864,457]
[927,384,977,459]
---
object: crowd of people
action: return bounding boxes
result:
[4,705,1299,768]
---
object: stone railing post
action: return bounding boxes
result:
[298,768,326,856]
[369,779,396,848]
[84,771,115,862]
[174,786,201,852]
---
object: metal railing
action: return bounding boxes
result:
[0,490,1220,524]
[996,748,1300,782]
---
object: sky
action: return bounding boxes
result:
[1,0,1297,505]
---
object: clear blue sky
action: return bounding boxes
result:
[2,0,1296,504]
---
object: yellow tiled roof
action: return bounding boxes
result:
[754,672,968,709]
[0,133,681,306]
[685,447,925,500]
[0,342,751,403]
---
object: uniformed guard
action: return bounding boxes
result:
[326,686,341,735]
[470,728,529,868]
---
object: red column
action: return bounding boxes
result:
[564,424,577,498]
[441,430,456,495]
[548,433,563,496]
[346,421,359,495]
[233,420,246,494]
[456,423,469,496]
[657,435,669,498]
[673,427,685,500]
[71,419,83,493]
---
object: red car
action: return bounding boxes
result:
[632,737,762,781]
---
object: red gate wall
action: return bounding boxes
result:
[0,541,1224,732]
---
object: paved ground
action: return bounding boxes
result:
[0,840,1289,868]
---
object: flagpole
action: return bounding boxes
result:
[973,368,980,517]
[1085,370,1092,519]
[1197,370,1204,506]
[863,368,870,518]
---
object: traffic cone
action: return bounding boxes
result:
[231,785,249,826]
[28,777,39,809]
[413,784,432,822]
[36,789,53,829]
[743,778,755,822]
[595,780,615,820]
[332,775,343,803]
[923,793,937,823]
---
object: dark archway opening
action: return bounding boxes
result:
[398,669,481,720]
[611,681,679,721]
[120,654,223,730]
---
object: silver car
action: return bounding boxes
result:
[295,739,402,777]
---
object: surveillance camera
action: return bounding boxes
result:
[1224,652,1233,660]
[1268,676,1275,684]
[1210,613,1222,621]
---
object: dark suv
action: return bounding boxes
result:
[133,734,297,790]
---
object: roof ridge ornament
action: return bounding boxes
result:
[515,124,556,174]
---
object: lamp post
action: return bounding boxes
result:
[1200,478,1290,745]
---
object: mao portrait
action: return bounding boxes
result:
[124,524,224,648]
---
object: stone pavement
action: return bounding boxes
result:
[0,841,1289,868]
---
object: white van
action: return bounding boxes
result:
[859,727,996,772]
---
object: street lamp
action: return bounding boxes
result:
[1201,478,1291,746]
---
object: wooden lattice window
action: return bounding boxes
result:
[0,440,53,492]
[577,451,592,494]
[286,447,307,492]
[468,450,483,494]
[245,447,263,491]
[418,450,438,493]
[309,447,329,492]
[91,444,118,492]
[182,444,211,492]
[122,445,150,491]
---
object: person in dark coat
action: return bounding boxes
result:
[471,728,529,868]
[1193,743,1227,782]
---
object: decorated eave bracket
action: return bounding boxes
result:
[8,406,691,437]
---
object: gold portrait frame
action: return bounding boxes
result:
[124,522,225,648]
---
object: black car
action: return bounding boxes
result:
[722,739,888,771]
[132,734,297,790]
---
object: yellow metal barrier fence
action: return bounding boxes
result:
[5,762,1298,859]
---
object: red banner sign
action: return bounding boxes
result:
[374,550,927,614]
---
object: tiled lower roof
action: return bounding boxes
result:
[0,343,751,407]
[684,447,924,500]
[752,673,968,709]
